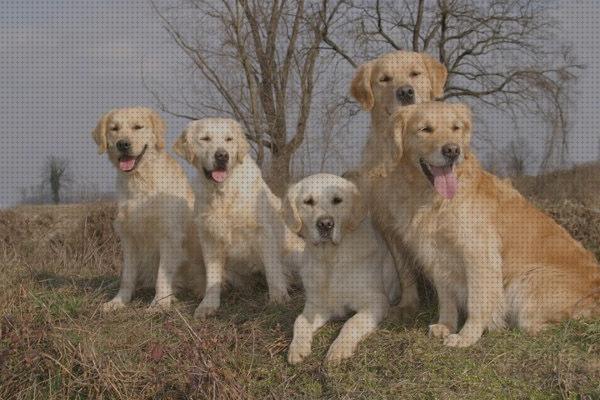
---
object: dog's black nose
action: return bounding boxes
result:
[116,140,131,153]
[441,143,461,161]
[316,217,335,234]
[396,85,415,105]
[214,149,229,164]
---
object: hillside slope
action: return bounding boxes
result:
[512,162,600,210]
[0,189,599,398]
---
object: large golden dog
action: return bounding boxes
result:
[350,51,448,311]
[372,101,600,347]
[92,107,204,311]
[351,50,448,172]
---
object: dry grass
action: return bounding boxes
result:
[1,175,600,399]
[513,162,600,210]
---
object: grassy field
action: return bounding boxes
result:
[1,189,599,399]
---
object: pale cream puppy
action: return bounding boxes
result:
[350,51,449,312]
[283,174,398,364]
[174,118,296,319]
[92,107,204,311]
[376,102,600,347]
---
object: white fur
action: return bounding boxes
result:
[174,118,301,319]
[283,174,398,364]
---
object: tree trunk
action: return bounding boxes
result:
[268,152,292,197]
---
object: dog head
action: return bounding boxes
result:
[351,51,447,115]
[92,107,166,173]
[173,118,250,184]
[389,102,472,200]
[282,174,367,246]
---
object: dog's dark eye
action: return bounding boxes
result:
[225,137,233,142]
[133,124,143,130]
[421,126,434,133]
[379,75,392,83]
[110,125,119,132]
[410,71,422,78]
[332,196,343,205]
[452,125,460,132]
[303,197,315,206]
[200,136,211,141]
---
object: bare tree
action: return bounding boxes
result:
[322,0,582,171]
[503,137,531,177]
[47,156,70,204]
[19,156,73,204]
[148,0,344,193]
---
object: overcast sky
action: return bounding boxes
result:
[1,0,599,207]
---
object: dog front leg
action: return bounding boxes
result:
[444,242,503,348]
[428,276,458,339]
[325,302,387,364]
[385,233,419,312]
[194,238,225,319]
[150,235,185,309]
[288,304,329,364]
[103,235,138,311]
[260,232,291,304]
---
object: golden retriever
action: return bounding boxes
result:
[92,107,204,311]
[351,51,448,312]
[174,118,297,319]
[373,101,600,347]
[351,50,448,172]
[283,174,398,364]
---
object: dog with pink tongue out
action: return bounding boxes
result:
[92,108,205,312]
[174,118,301,319]
[370,101,600,347]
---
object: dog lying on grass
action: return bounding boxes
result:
[283,174,399,364]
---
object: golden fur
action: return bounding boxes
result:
[283,174,398,364]
[371,102,600,347]
[173,118,301,319]
[92,107,204,311]
[350,51,449,311]
[351,50,448,172]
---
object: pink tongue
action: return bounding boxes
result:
[119,157,136,172]
[211,170,228,183]
[430,165,458,199]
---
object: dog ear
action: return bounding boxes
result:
[452,103,472,133]
[392,105,418,152]
[235,123,250,163]
[421,53,448,100]
[350,62,374,111]
[149,110,166,151]
[281,182,302,233]
[365,107,414,179]
[344,184,367,232]
[92,112,110,154]
[173,129,195,164]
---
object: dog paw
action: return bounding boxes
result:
[443,333,479,348]
[428,323,451,339]
[288,341,311,365]
[325,342,355,365]
[268,289,291,304]
[101,298,127,312]
[193,302,218,319]
[148,296,173,312]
